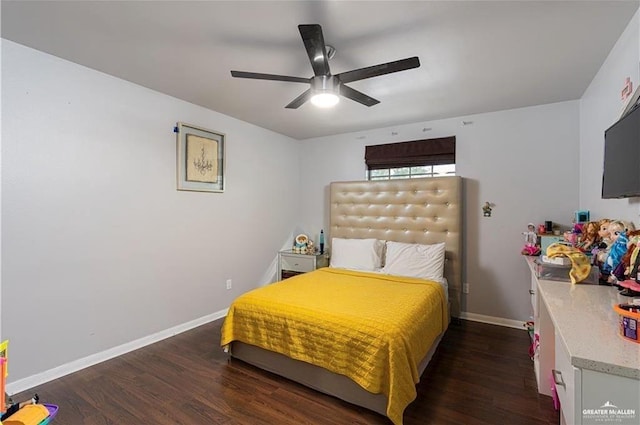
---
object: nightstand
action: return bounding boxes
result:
[277,250,329,280]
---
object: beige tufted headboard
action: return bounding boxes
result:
[330,176,462,317]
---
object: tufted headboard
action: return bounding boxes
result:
[329,176,462,317]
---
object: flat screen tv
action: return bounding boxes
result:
[601,103,640,199]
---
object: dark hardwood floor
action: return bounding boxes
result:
[12,319,559,424]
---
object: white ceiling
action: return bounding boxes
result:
[2,1,638,140]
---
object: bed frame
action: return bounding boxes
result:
[230,176,463,416]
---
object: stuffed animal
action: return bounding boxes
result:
[306,239,316,255]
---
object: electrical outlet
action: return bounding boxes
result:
[463,283,470,294]
[226,279,232,290]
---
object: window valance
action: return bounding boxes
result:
[365,136,456,170]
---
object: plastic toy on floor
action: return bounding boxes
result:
[3,404,49,425]
[2,394,39,422]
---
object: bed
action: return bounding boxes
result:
[221,176,462,425]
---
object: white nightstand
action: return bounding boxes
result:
[277,250,329,280]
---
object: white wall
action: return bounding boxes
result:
[2,7,637,388]
[580,9,640,221]
[299,101,580,322]
[1,40,300,382]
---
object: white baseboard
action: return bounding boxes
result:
[459,311,527,330]
[6,308,228,395]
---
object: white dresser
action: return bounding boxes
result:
[526,257,640,425]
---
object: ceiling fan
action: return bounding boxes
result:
[230,24,420,109]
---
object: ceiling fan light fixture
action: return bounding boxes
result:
[310,75,340,108]
[311,92,340,108]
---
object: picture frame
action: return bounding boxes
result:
[176,122,225,192]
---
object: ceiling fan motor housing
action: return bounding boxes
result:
[312,75,340,95]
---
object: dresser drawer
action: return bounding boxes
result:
[281,255,316,273]
[530,273,538,318]
[554,332,580,425]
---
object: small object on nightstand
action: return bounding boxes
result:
[294,234,309,254]
[319,229,325,254]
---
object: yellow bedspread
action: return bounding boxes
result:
[220,268,448,425]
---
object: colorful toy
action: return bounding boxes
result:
[522,244,541,256]
[521,223,540,255]
[563,227,581,246]
[598,218,613,242]
[577,221,600,251]
[611,229,640,281]
[2,402,47,425]
[2,394,39,422]
[0,357,5,416]
[602,221,627,281]
[593,218,613,267]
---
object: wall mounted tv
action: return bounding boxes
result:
[601,102,640,199]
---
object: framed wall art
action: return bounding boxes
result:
[176,122,225,192]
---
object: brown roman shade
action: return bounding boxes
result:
[365,136,456,170]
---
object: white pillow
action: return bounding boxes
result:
[330,238,385,271]
[381,241,446,281]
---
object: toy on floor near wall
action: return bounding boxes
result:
[521,223,540,256]
[1,359,5,417]
[1,393,39,422]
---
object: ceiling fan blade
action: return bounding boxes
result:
[285,89,312,109]
[336,57,420,84]
[231,70,309,84]
[339,84,380,107]
[299,24,330,77]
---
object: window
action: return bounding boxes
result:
[368,164,456,180]
[365,136,456,181]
